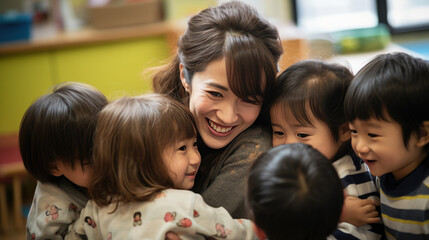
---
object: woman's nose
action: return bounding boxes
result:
[217,103,239,125]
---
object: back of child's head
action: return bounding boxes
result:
[344,52,429,152]
[272,59,353,143]
[89,94,197,207]
[247,143,344,240]
[19,82,108,183]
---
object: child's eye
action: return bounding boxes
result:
[273,131,284,136]
[207,91,222,98]
[297,133,309,138]
[368,133,379,138]
[350,129,358,134]
[178,145,187,151]
[193,141,198,147]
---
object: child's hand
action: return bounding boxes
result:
[340,195,380,227]
[165,231,182,240]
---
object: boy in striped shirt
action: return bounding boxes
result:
[345,52,429,239]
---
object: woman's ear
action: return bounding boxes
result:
[251,222,267,240]
[179,64,191,93]
[417,121,429,147]
[339,122,351,142]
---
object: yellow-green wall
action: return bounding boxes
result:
[0,36,170,135]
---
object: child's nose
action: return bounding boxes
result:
[354,138,370,155]
[285,136,299,145]
[190,148,201,165]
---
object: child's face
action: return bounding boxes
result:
[162,137,201,189]
[349,116,427,180]
[51,159,92,188]
[271,104,345,160]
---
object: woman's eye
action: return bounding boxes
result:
[273,131,284,136]
[368,133,379,138]
[350,129,357,134]
[297,133,309,138]
[208,91,222,97]
[178,145,187,151]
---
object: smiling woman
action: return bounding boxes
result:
[152,1,283,218]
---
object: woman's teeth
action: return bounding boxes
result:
[209,120,233,133]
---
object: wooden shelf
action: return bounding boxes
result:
[0,20,185,56]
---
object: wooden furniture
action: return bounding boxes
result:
[0,134,27,232]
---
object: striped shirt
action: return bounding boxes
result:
[328,153,385,240]
[379,155,429,240]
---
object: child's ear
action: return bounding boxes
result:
[339,122,351,142]
[179,64,191,93]
[49,162,63,177]
[251,222,267,240]
[417,121,429,147]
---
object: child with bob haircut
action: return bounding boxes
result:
[270,60,384,239]
[247,143,344,240]
[345,52,429,239]
[67,94,257,240]
[19,82,108,239]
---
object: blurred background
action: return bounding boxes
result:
[0,0,428,237]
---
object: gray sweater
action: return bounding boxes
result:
[192,124,272,219]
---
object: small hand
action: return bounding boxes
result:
[340,195,380,227]
[165,231,183,240]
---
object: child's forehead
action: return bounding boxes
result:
[350,116,398,129]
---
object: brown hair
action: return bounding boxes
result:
[153,1,283,122]
[19,82,108,183]
[89,94,197,209]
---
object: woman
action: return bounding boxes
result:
[153,1,283,218]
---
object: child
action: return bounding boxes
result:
[247,143,344,240]
[19,82,108,239]
[67,94,257,240]
[344,52,429,239]
[270,60,384,239]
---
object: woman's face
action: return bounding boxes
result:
[181,59,262,149]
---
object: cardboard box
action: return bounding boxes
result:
[89,0,163,29]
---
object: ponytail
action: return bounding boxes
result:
[152,55,188,104]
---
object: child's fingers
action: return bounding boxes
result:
[361,203,376,213]
[366,217,381,224]
[366,210,379,218]
[360,198,377,207]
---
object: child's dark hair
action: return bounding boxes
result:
[247,143,344,240]
[19,82,108,183]
[344,52,429,152]
[272,60,354,158]
[89,94,197,209]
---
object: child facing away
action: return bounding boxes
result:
[247,143,344,240]
[66,94,257,240]
[344,52,429,239]
[269,60,384,239]
[19,82,108,239]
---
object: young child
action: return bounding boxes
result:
[344,52,429,239]
[270,60,384,239]
[247,143,344,240]
[19,82,108,239]
[67,94,257,240]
